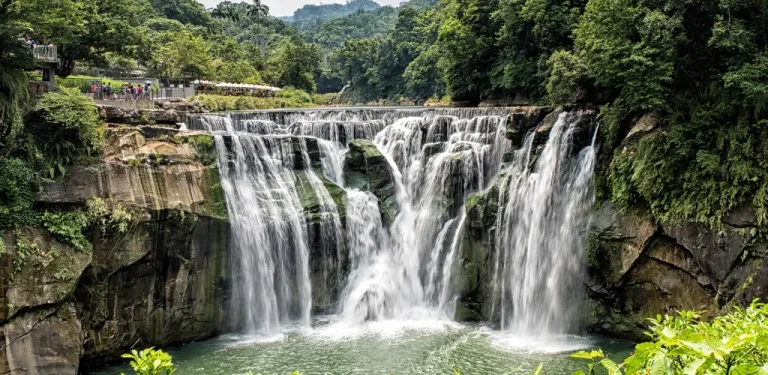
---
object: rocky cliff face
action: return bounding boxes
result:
[0,125,230,374]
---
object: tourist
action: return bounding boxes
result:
[106,83,112,99]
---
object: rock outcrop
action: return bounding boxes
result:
[0,127,230,373]
[343,140,397,225]
[581,117,768,340]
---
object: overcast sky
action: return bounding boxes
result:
[197,0,404,17]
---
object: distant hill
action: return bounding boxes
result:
[279,0,381,24]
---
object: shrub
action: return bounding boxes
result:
[0,158,38,229]
[572,300,768,375]
[25,87,105,177]
[121,348,176,375]
[193,91,316,112]
[41,211,92,252]
[609,112,768,228]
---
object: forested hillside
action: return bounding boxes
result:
[3,0,768,231]
[282,0,381,24]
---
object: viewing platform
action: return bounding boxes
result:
[29,44,58,92]
[32,44,57,64]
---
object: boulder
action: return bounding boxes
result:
[343,140,398,225]
[78,212,230,371]
[504,106,552,146]
[0,304,83,375]
[662,222,758,287]
[2,228,91,318]
[625,112,660,141]
[588,202,657,284]
[39,162,216,214]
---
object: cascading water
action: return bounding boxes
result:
[186,107,596,337]
[492,111,598,336]
[212,132,314,334]
[336,113,510,322]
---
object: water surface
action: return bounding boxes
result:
[94,320,632,374]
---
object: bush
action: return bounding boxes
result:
[572,300,768,375]
[0,158,38,229]
[41,211,92,252]
[121,348,176,375]
[25,87,105,178]
[609,109,768,228]
[194,91,316,112]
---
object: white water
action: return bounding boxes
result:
[212,133,314,334]
[187,108,596,338]
[337,113,510,323]
[493,111,597,336]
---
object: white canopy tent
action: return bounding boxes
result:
[213,82,283,91]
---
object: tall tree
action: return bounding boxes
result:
[0,0,32,149]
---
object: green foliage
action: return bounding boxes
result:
[216,60,263,84]
[195,90,315,112]
[41,211,92,252]
[289,0,380,25]
[572,300,768,375]
[0,158,38,229]
[120,347,176,375]
[0,1,32,149]
[609,102,768,227]
[26,87,104,178]
[86,198,136,235]
[266,39,322,92]
[12,230,38,275]
[437,0,499,102]
[302,6,398,49]
[546,51,587,104]
[153,29,214,80]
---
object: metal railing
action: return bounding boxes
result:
[32,45,57,63]
[156,87,196,99]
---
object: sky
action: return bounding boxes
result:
[197,0,403,17]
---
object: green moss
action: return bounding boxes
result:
[205,165,228,219]
[174,134,217,166]
[465,192,484,213]
[12,231,38,276]
[40,211,92,253]
[295,171,321,215]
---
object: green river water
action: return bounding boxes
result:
[93,319,632,374]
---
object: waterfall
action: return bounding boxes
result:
[493,111,597,335]
[336,112,510,322]
[198,114,347,334]
[186,107,596,334]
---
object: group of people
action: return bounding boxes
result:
[19,37,53,48]
[91,82,152,101]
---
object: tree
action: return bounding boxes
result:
[217,60,262,84]
[152,30,213,80]
[0,0,32,149]
[267,38,321,92]
[149,0,214,27]
[332,39,381,101]
[437,0,500,103]
[10,0,155,76]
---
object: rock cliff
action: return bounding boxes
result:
[0,126,230,373]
